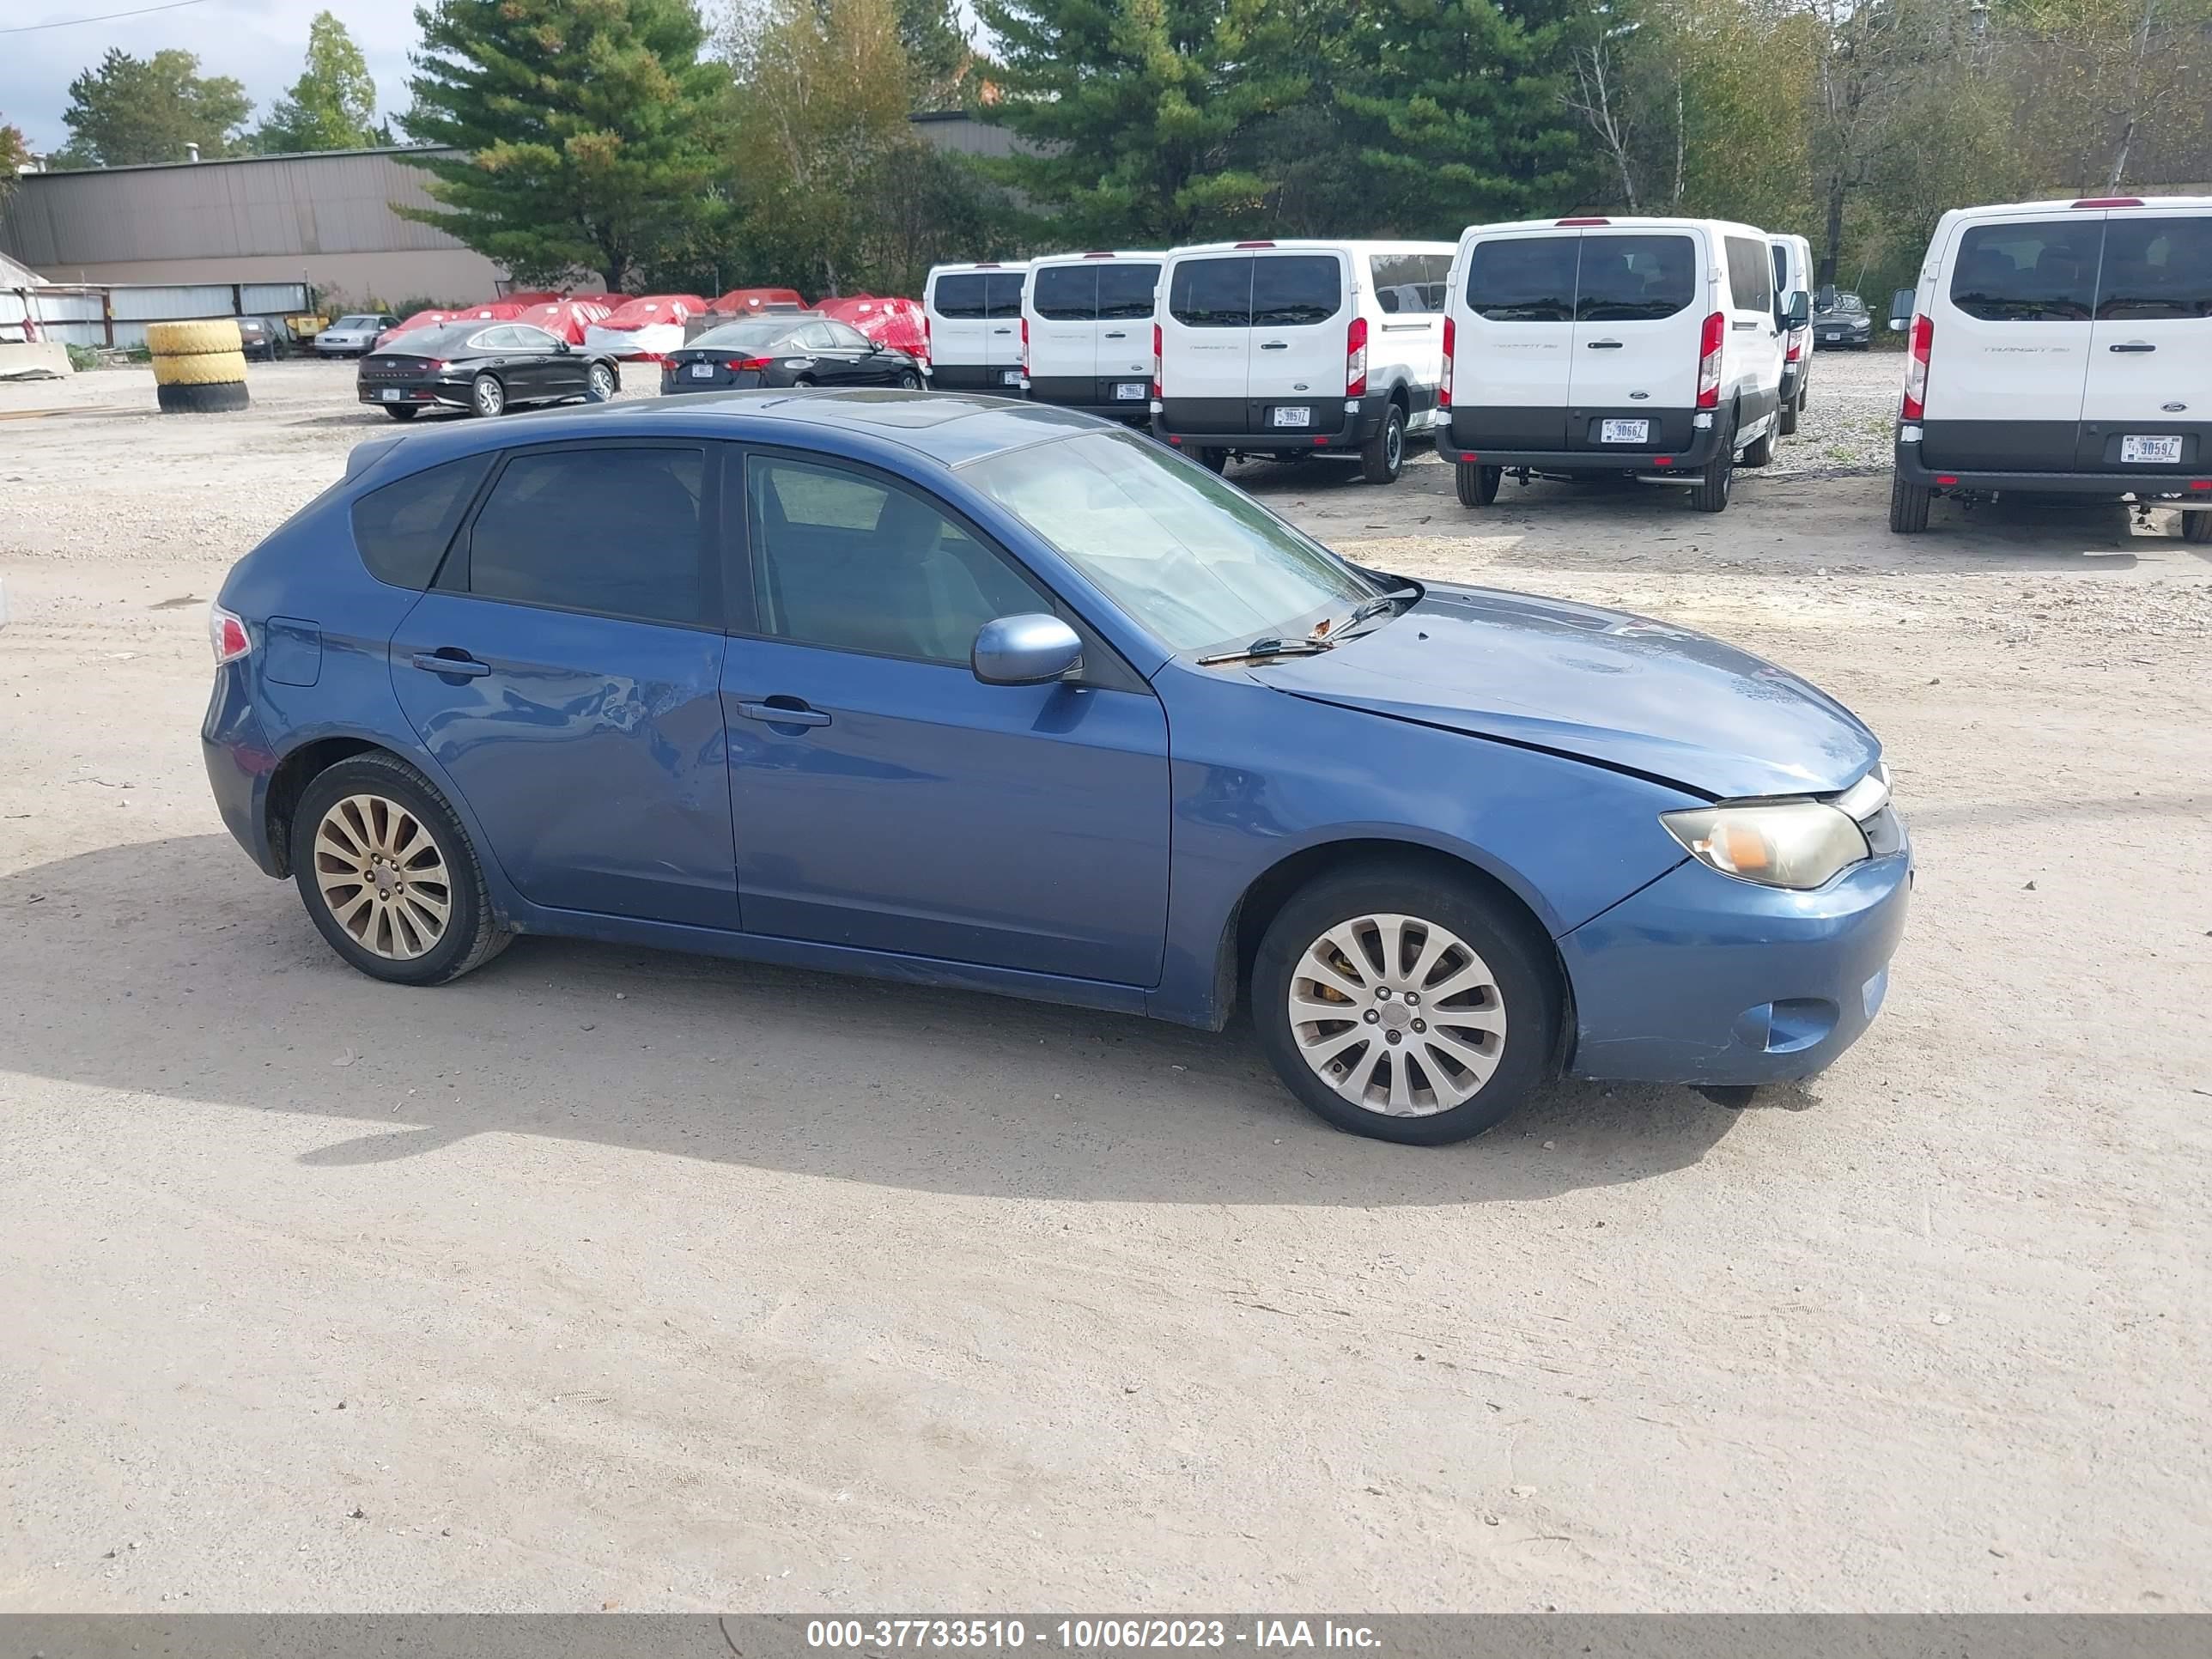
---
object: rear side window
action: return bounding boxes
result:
[1170,256,1254,326]
[1032,265,1097,321]
[1770,244,1790,302]
[1370,252,1452,313]
[1097,263,1159,320]
[1949,221,2100,321]
[1464,237,1577,321]
[1723,236,1771,311]
[1252,256,1342,326]
[350,454,490,589]
[1579,234,1697,321]
[982,274,1025,319]
[2095,216,2212,320]
[464,446,707,626]
[933,274,987,319]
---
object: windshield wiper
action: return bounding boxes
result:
[1310,585,1419,642]
[1194,636,1337,666]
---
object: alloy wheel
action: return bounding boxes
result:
[313,793,453,961]
[588,364,616,399]
[1285,912,1507,1117]
[473,375,503,416]
[1386,417,1403,472]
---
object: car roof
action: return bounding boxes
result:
[1940,195,2212,217]
[1165,239,1455,258]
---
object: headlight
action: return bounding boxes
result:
[1661,799,1871,890]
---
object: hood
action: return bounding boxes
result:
[1263,584,1879,799]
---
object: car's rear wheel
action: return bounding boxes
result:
[1360,404,1407,484]
[471,374,505,418]
[290,753,507,987]
[1194,447,1228,474]
[1254,867,1555,1146]
[1778,397,1799,437]
[1890,474,1932,533]
[586,362,617,401]
[1741,422,1775,467]
[2181,508,2212,544]
[1690,423,1735,513]
[1455,460,1501,507]
[383,405,420,422]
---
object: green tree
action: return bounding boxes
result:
[1,118,28,204]
[255,11,380,154]
[975,0,1312,245]
[54,48,252,167]
[401,0,727,293]
[895,0,972,110]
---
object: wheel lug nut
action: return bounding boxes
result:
[1385,1030,1401,1044]
[1376,987,1392,1000]
[1404,991,1419,1006]
[1364,1010,1380,1024]
[1412,1019,1426,1034]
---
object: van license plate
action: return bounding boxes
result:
[1273,406,1312,428]
[2121,435,2182,465]
[1002,369,1023,386]
[1115,382,1146,400]
[380,388,402,402]
[1601,418,1650,444]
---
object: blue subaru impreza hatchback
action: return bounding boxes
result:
[204,390,1910,1145]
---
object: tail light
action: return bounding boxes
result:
[1695,311,1724,410]
[1901,314,1933,421]
[1785,338,1802,364]
[1346,315,1368,398]
[923,312,932,351]
[1152,323,1163,399]
[728,357,772,371]
[210,604,250,665]
[1439,315,1455,408]
[1020,315,1029,374]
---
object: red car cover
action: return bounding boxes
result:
[517,299,614,344]
[599,295,708,330]
[374,308,455,349]
[712,287,807,315]
[814,295,929,368]
[447,301,526,323]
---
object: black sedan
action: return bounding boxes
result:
[1814,291,1874,349]
[356,321,622,421]
[659,316,924,395]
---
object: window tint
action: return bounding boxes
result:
[982,274,1026,319]
[1169,257,1253,326]
[351,455,491,590]
[747,457,1044,663]
[1097,263,1159,320]
[2095,216,2212,320]
[1950,221,2100,321]
[1369,252,1452,313]
[1580,234,1697,321]
[1032,264,1097,321]
[1723,236,1771,311]
[1464,236,1577,321]
[933,273,988,319]
[1252,255,1342,326]
[466,447,705,626]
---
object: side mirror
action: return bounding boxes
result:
[1889,289,1917,331]
[555,338,572,353]
[1784,290,1810,328]
[866,339,884,352]
[972,613,1082,686]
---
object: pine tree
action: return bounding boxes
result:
[895,0,972,110]
[401,0,726,292]
[256,12,380,154]
[55,48,251,168]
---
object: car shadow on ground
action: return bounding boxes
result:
[0,835,1771,1206]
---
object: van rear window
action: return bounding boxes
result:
[933,274,987,319]
[1032,265,1097,321]
[1252,256,1342,326]
[981,274,1024,318]
[1578,235,1696,320]
[1097,263,1160,320]
[2096,216,2212,320]
[1949,222,2100,321]
[1170,257,1253,327]
[1464,237,1577,321]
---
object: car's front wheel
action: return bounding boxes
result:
[896,369,921,390]
[291,752,507,986]
[1254,866,1555,1146]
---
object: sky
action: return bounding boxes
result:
[1,0,424,155]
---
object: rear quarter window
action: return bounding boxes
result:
[1723,236,1771,312]
[1032,265,1097,321]
[2096,216,2212,320]
[1464,237,1576,321]
[1369,252,1452,313]
[349,454,492,589]
[1579,234,1697,321]
[1949,221,2100,321]
[933,274,988,319]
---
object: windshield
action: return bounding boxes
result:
[1818,292,1866,314]
[961,429,1382,653]
[690,321,791,351]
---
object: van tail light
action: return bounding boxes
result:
[1901,314,1933,421]
[1152,322,1163,399]
[1785,338,1802,364]
[1019,315,1029,373]
[922,311,932,352]
[210,604,250,665]
[1439,315,1455,408]
[1346,315,1368,398]
[1695,311,1724,409]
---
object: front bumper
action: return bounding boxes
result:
[1895,437,2212,500]
[1152,398,1389,456]
[1814,326,1871,348]
[1559,847,1912,1086]
[1436,416,1724,475]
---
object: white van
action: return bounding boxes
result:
[1152,239,1456,483]
[1770,231,1813,434]
[1020,251,1163,422]
[1437,216,1806,513]
[922,261,1030,393]
[1887,195,2212,540]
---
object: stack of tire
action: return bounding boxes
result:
[147,319,251,415]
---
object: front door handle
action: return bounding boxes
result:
[1586,339,1625,349]
[410,650,490,678]
[737,698,831,728]
[2108,341,2156,353]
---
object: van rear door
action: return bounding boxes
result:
[928,270,990,380]
[1096,261,1159,406]
[1247,250,1350,432]
[2076,208,2212,475]
[1029,262,1097,398]
[981,270,1025,382]
[1566,228,1703,454]
[1455,233,1577,448]
[1923,213,2100,471]
[1162,253,1256,428]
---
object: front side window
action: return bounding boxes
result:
[1252,255,1343,326]
[2095,216,2212,320]
[1723,236,1772,312]
[465,447,706,626]
[747,457,1044,664]
[962,428,1381,654]
[1579,234,1697,321]
[1097,264,1160,319]
[933,274,988,319]
[512,325,559,350]
[1464,236,1577,322]
[1032,264,1097,321]
[1950,221,2101,321]
[351,454,491,589]
[1169,257,1254,327]
[824,321,873,350]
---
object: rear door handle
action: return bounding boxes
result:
[410,650,490,678]
[1103,331,1128,339]
[1586,339,1624,349]
[2108,342,2156,353]
[1259,342,1290,350]
[737,698,832,728]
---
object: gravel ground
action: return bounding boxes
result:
[3,351,2209,1613]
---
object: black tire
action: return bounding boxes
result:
[155,380,250,415]
[2181,508,2212,544]
[470,373,506,417]
[586,362,617,402]
[1890,473,1932,533]
[1690,422,1735,513]
[1778,398,1799,437]
[1360,403,1407,484]
[383,405,420,422]
[1253,864,1557,1146]
[289,751,508,988]
[793,375,817,389]
[896,369,921,390]
[1195,447,1228,474]
[1741,422,1775,468]
[1455,459,1501,507]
